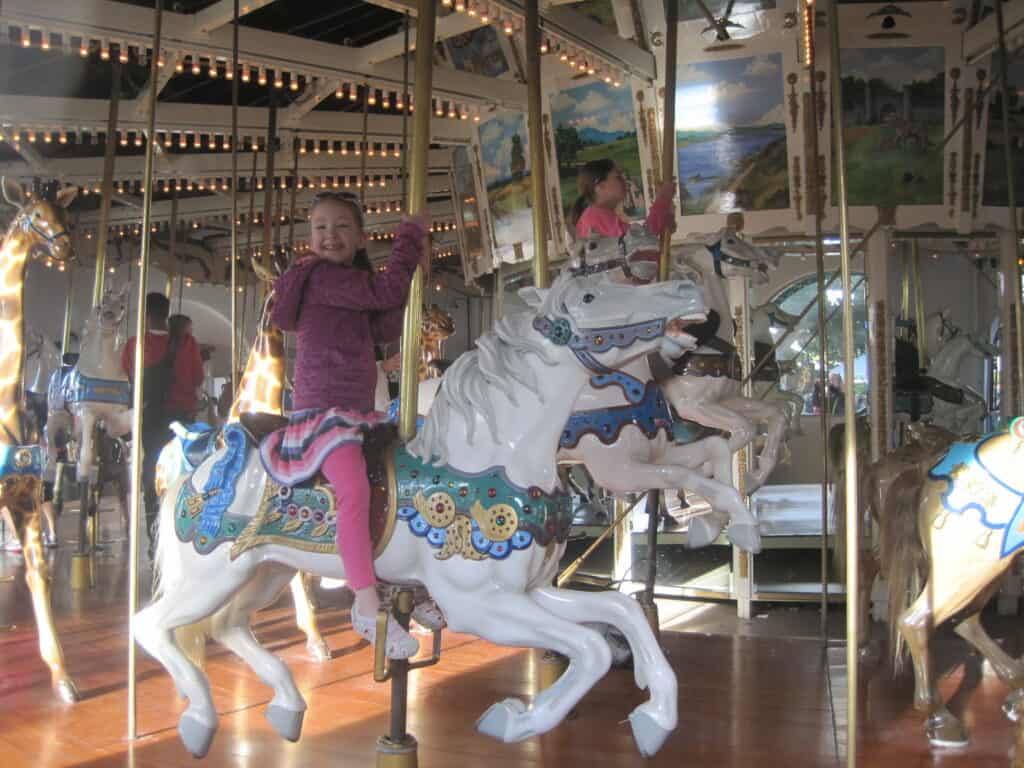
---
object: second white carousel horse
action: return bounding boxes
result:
[920,310,996,435]
[661,228,791,498]
[46,285,132,534]
[136,267,705,758]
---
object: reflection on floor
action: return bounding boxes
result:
[0,502,1020,766]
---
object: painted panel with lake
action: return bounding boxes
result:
[983,54,1024,207]
[479,113,534,259]
[675,53,790,215]
[550,80,645,223]
[838,47,944,206]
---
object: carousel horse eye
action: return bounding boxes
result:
[582,293,595,304]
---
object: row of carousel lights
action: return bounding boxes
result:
[299,140,403,157]
[24,174,398,198]
[439,0,623,86]
[2,25,489,116]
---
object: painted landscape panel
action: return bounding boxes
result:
[838,47,944,206]
[445,26,509,78]
[675,53,790,215]
[479,112,534,260]
[550,80,646,224]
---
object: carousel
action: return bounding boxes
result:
[0,0,1023,766]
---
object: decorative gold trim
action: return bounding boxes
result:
[950,68,961,127]
[948,151,958,215]
[787,73,799,132]
[793,156,803,220]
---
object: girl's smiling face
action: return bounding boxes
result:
[310,198,367,265]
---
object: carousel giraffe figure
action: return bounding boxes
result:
[0,178,79,702]
[419,304,455,379]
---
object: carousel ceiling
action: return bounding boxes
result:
[3,0,641,284]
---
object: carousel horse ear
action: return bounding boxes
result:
[0,177,25,207]
[55,184,78,209]
[518,286,547,309]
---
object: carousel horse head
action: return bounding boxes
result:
[1,178,76,263]
[674,227,775,285]
[93,284,130,335]
[923,309,955,356]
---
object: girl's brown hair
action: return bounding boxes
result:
[570,158,618,228]
[308,191,371,272]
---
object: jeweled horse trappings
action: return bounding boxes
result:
[886,418,1024,747]
[0,177,79,702]
[136,267,705,758]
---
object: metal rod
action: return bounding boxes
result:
[827,2,860,765]
[401,12,411,207]
[243,149,257,378]
[526,0,550,290]
[996,0,1024,414]
[643,489,660,600]
[229,0,240,396]
[60,264,74,354]
[287,137,299,257]
[745,219,880,386]
[360,83,370,206]
[93,56,121,307]
[262,96,278,273]
[169,190,180,312]
[658,0,679,282]
[911,239,927,369]
[398,0,435,477]
[128,0,163,740]
[388,590,414,741]
[557,494,646,587]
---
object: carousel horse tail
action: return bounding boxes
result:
[152,474,213,671]
[880,472,927,674]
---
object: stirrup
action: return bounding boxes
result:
[351,607,420,659]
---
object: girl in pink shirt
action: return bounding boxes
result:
[570,159,677,240]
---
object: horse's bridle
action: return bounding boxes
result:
[21,211,70,247]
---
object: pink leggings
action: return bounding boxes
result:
[322,443,376,591]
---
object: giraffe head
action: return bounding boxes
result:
[2,178,76,264]
[422,304,455,344]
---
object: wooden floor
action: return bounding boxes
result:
[1,507,1021,767]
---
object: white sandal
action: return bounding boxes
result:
[351,607,420,659]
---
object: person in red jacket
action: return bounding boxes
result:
[121,292,204,551]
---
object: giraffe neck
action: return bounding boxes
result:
[228,325,286,421]
[0,230,30,443]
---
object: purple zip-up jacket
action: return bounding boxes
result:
[272,217,425,413]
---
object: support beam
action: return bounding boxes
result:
[0,95,472,145]
[359,13,482,65]
[193,0,276,33]
[0,0,524,105]
[130,48,180,121]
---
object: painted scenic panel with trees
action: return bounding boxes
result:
[478,113,534,258]
[675,53,790,215]
[983,54,1024,207]
[838,47,944,206]
[550,80,646,225]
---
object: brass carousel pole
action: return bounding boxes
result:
[378,3,435,767]
[170,189,181,312]
[60,264,74,354]
[804,0,832,638]
[229,0,240,397]
[93,56,121,306]
[827,1,861,765]
[996,0,1024,414]
[127,0,163,740]
[526,0,549,290]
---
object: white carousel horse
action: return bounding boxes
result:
[136,267,705,758]
[919,310,996,435]
[45,285,131,529]
[749,301,805,436]
[661,228,790,497]
[546,233,761,552]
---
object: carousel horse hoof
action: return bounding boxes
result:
[628,708,671,757]
[1002,688,1024,722]
[178,711,217,758]
[476,698,528,742]
[742,472,766,494]
[265,704,305,742]
[686,516,724,549]
[306,638,331,662]
[411,599,446,632]
[925,712,968,747]
[726,523,762,554]
[56,678,80,704]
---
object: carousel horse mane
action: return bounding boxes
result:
[410,277,567,465]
